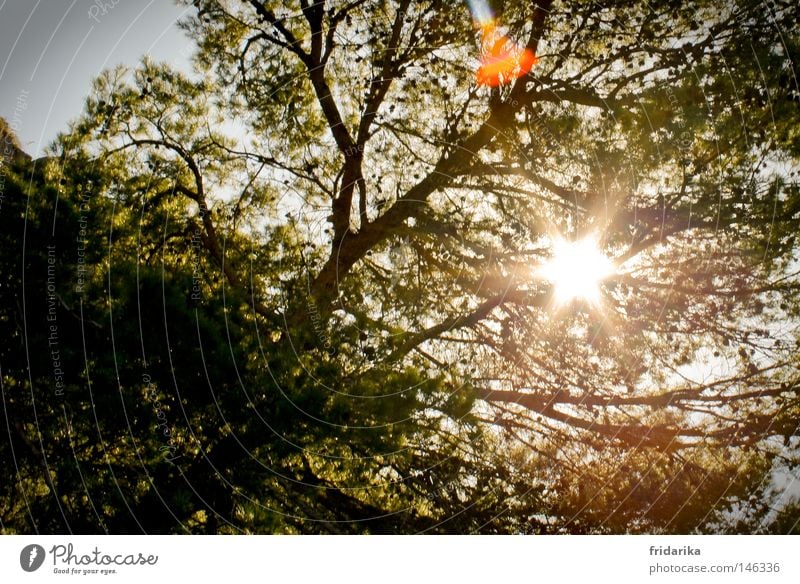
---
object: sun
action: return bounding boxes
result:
[538,234,614,306]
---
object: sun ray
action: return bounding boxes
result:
[537,234,615,306]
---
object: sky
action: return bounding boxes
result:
[0,0,195,158]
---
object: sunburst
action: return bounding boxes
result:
[538,234,615,306]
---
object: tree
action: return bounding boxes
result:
[1,0,799,533]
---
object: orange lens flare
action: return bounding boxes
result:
[475,21,537,87]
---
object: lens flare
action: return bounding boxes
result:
[466,0,494,24]
[537,235,615,306]
[467,0,538,87]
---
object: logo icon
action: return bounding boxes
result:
[20,544,46,572]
